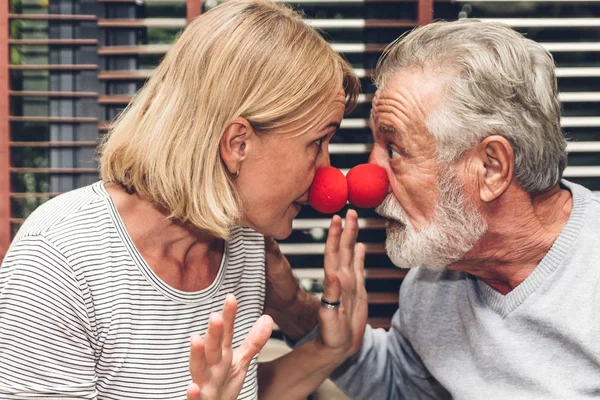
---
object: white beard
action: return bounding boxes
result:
[375,166,487,270]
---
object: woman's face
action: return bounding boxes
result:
[237,89,347,239]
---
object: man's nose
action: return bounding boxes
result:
[368,144,385,167]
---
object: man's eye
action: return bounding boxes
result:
[388,145,401,159]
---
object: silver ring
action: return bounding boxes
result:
[320,296,341,310]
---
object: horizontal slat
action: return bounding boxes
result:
[340,119,369,129]
[9,39,98,46]
[98,95,132,105]
[368,292,399,304]
[555,67,600,78]
[9,64,98,71]
[293,268,406,280]
[8,13,97,21]
[97,18,186,28]
[10,91,98,98]
[293,218,385,230]
[563,166,600,178]
[542,42,600,52]
[559,92,600,102]
[98,45,171,55]
[10,141,98,148]
[357,94,374,104]
[331,43,386,53]
[9,116,98,123]
[566,142,600,152]
[368,317,392,329]
[329,143,373,154]
[561,117,600,128]
[306,19,415,29]
[280,243,386,254]
[98,70,154,80]
[479,18,600,28]
[10,168,98,174]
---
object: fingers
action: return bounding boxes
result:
[353,242,366,283]
[221,294,237,349]
[238,315,274,368]
[322,272,342,306]
[204,313,224,365]
[189,335,207,383]
[187,383,200,400]
[324,214,342,273]
[340,210,359,269]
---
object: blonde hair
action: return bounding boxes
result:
[99,0,359,239]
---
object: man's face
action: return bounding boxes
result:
[369,70,487,269]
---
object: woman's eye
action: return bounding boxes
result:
[388,145,401,159]
[315,138,324,152]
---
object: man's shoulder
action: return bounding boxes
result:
[400,268,467,312]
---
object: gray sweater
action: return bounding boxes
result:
[330,180,600,399]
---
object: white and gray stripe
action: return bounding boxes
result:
[0,181,266,399]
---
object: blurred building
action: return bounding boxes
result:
[1,0,600,330]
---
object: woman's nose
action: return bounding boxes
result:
[317,147,331,169]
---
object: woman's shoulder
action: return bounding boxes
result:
[230,226,265,246]
[13,181,111,245]
[228,226,265,259]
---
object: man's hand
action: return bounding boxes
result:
[314,209,367,359]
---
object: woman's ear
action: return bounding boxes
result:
[220,117,253,176]
[475,135,514,202]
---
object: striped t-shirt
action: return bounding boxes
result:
[0,181,266,399]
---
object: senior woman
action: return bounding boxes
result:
[0,1,368,399]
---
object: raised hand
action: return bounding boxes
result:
[187,294,273,400]
[315,209,368,358]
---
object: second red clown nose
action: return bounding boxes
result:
[308,164,389,214]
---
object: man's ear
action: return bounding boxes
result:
[475,135,514,202]
[220,117,253,176]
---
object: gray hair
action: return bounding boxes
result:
[376,19,567,194]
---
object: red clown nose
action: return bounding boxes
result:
[308,167,348,214]
[346,164,389,208]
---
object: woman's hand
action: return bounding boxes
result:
[187,294,273,400]
[315,209,367,359]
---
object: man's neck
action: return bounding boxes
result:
[450,184,573,295]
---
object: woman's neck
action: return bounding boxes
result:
[105,183,225,292]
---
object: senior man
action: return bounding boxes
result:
[264,19,600,399]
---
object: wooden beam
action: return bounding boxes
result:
[9,39,98,46]
[418,0,434,25]
[0,0,9,260]
[187,0,201,23]
[10,141,98,148]
[9,64,98,71]
[10,90,98,98]
[8,14,97,21]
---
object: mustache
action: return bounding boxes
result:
[375,193,409,225]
